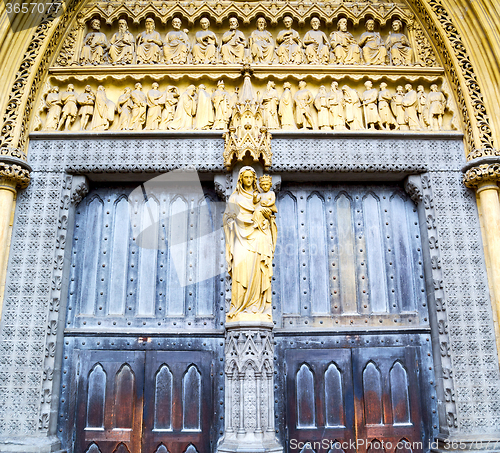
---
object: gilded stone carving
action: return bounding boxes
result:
[77,85,95,130]
[294,80,314,129]
[109,19,135,65]
[416,85,427,127]
[223,166,276,323]
[58,85,78,131]
[386,19,412,66]
[362,81,382,130]
[315,85,330,130]
[90,86,115,130]
[169,85,197,130]
[116,87,133,130]
[130,83,147,130]
[330,18,361,64]
[249,17,275,64]
[44,86,62,131]
[192,17,218,64]
[136,18,163,64]
[378,82,397,130]
[427,84,446,130]
[359,19,387,65]
[402,83,420,130]
[304,17,329,64]
[80,18,108,65]
[276,16,303,64]
[160,86,180,129]
[163,18,190,64]
[261,81,280,129]
[342,85,364,130]
[328,81,345,130]
[194,84,215,130]
[145,82,163,130]
[213,80,231,129]
[463,163,500,188]
[221,17,247,64]
[278,81,295,130]
[391,85,405,129]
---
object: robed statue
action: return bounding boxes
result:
[223,167,277,323]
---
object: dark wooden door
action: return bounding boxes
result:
[142,351,213,453]
[76,350,145,453]
[286,349,355,453]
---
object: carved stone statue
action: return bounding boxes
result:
[77,85,95,131]
[80,18,108,65]
[109,19,134,64]
[417,85,428,127]
[261,81,280,129]
[44,86,61,130]
[342,85,364,130]
[304,17,330,64]
[278,81,295,130]
[391,85,406,129]
[90,85,115,131]
[402,83,420,130]
[426,84,446,130]
[116,87,133,130]
[130,83,147,130]
[136,18,163,64]
[386,20,412,66]
[163,17,190,64]
[330,18,361,64]
[160,86,180,129]
[192,17,217,64]
[223,166,276,322]
[250,17,275,64]
[169,85,197,130]
[314,85,330,130]
[58,84,78,130]
[221,17,247,64]
[294,80,314,129]
[276,16,304,64]
[328,81,345,130]
[359,19,387,65]
[194,84,214,130]
[145,82,164,130]
[252,174,277,252]
[378,82,397,130]
[362,81,382,130]
[212,80,231,129]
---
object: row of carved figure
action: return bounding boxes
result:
[78,16,413,66]
[40,81,448,132]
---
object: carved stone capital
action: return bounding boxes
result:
[404,175,423,204]
[70,176,90,205]
[466,148,500,161]
[0,155,32,190]
[462,161,500,189]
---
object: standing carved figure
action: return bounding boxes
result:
[261,81,280,129]
[160,86,180,129]
[402,84,420,130]
[116,87,133,130]
[109,19,135,64]
[328,81,345,130]
[194,84,214,130]
[378,82,396,130]
[385,20,412,66]
[223,166,277,322]
[192,18,218,64]
[359,19,387,65]
[342,85,364,130]
[250,17,275,64]
[58,84,78,130]
[90,86,115,131]
[304,17,330,64]
[163,17,190,64]
[391,85,406,129]
[330,18,361,64]
[80,18,108,65]
[221,17,247,64]
[212,80,231,129]
[426,84,446,130]
[145,82,164,130]
[44,86,62,130]
[294,81,314,129]
[276,16,304,64]
[77,85,95,131]
[279,81,295,130]
[130,83,147,130]
[314,85,331,130]
[136,18,163,64]
[169,85,197,130]
[362,81,382,129]
[416,85,428,127]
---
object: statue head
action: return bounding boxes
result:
[172,17,182,30]
[331,81,338,90]
[145,18,155,32]
[417,85,425,92]
[256,17,267,31]
[259,174,272,192]
[364,81,373,89]
[186,85,196,94]
[396,85,404,94]
[283,16,293,29]
[365,19,375,31]
[237,166,257,193]
[52,86,59,93]
[267,81,275,89]
[135,82,142,90]
[200,17,210,30]
[337,18,348,32]
[392,20,402,32]
[311,17,321,30]
[229,17,239,30]
[118,18,128,31]
[298,80,307,90]
[318,85,326,93]
[380,82,387,90]
[283,81,291,90]
[84,85,92,92]
[430,84,438,92]
[67,84,74,91]
[405,83,413,92]
[217,80,225,89]
[91,18,101,31]
[152,82,159,90]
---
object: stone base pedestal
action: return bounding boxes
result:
[217,322,283,453]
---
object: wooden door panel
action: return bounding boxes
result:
[142,351,213,453]
[76,350,145,453]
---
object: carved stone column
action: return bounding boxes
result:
[463,158,500,362]
[0,152,31,315]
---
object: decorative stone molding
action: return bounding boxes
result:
[70,176,89,205]
[462,157,500,188]
[0,156,32,189]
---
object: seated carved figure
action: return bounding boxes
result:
[192,17,218,64]
[385,20,412,66]
[80,18,108,65]
[136,18,163,64]
[303,17,330,64]
[109,19,134,64]
[250,17,275,64]
[359,19,387,65]
[163,17,190,64]
[221,17,247,64]
[330,18,360,64]
[276,16,304,64]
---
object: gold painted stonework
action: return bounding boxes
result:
[463,163,500,189]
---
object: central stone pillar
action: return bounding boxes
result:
[218,322,282,453]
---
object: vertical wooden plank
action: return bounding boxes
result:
[154,365,173,430]
[182,365,201,431]
[86,364,106,429]
[80,196,103,315]
[325,362,344,427]
[390,362,411,425]
[296,364,316,428]
[114,364,135,429]
[362,362,383,425]
[336,194,357,313]
[307,194,329,315]
[108,196,130,315]
[363,193,388,313]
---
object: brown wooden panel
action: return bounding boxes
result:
[76,350,145,453]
